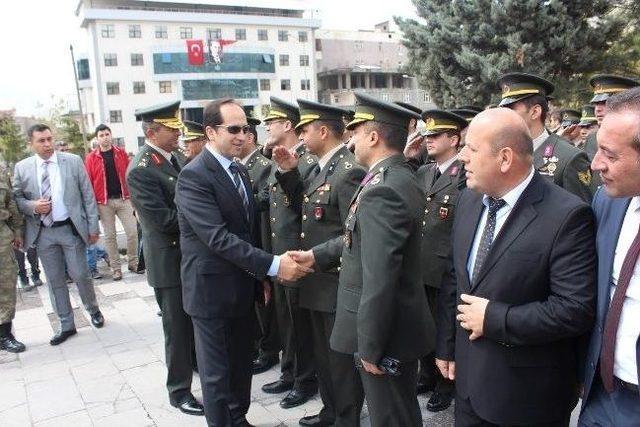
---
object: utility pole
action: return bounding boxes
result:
[70,44,89,155]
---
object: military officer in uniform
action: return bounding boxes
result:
[292,93,436,426]
[0,170,25,353]
[181,120,207,162]
[397,101,429,169]
[577,105,598,150]
[257,97,318,408]
[414,110,468,413]
[126,101,203,416]
[272,99,366,426]
[496,72,593,202]
[449,107,480,146]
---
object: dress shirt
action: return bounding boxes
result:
[145,141,172,161]
[317,144,344,171]
[205,145,280,277]
[240,148,259,165]
[437,155,458,175]
[611,196,640,385]
[532,129,550,153]
[466,168,535,276]
[35,151,69,221]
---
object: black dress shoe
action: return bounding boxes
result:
[91,311,105,328]
[50,329,77,346]
[0,335,26,353]
[172,397,204,416]
[299,414,333,426]
[252,355,278,375]
[280,389,313,409]
[416,377,436,395]
[426,391,453,412]
[262,379,293,394]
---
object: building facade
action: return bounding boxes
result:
[76,0,320,152]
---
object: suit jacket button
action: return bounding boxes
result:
[300,232,305,239]
[426,197,432,202]
[172,241,176,245]
[304,196,309,203]
[302,215,307,221]
[337,266,341,271]
[271,217,276,223]
[271,232,276,237]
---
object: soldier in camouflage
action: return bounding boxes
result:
[0,169,26,353]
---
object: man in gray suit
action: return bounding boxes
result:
[13,124,104,346]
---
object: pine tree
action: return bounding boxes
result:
[0,113,28,165]
[397,0,638,108]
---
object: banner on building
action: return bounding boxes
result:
[208,39,236,64]
[186,39,204,65]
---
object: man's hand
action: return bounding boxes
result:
[436,359,455,380]
[33,198,52,215]
[288,250,316,270]
[88,233,100,245]
[557,124,580,142]
[277,252,313,282]
[264,136,278,150]
[12,236,23,250]
[361,359,384,375]
[403,133,424,159]
[457,294,490,340]
[272,146,299,171]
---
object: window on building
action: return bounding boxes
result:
[257,29,268,41]
[341,75,347,88]
[155,25,168,39]
[101,24,115,38]
[159,81,172,93]
[259,79,271,91]
[137,136,146,147]
[280,79,291,91]
[110,110,122,123]
[130,53,144,66]
[279,55,289,66]
[298,31,308,42]
[133,81,146,94]
[278,30,288,42]
[180,27,192,39]
[106,82,120,95]
[113,137,125,147]
[299,55,309,66]
[207,28,221,40]
[129,25,141,38]
[104,53,118,67]
[77,59,90,80]
[301,79,311,91]
[315,39,322,51]
[235,29,246,40]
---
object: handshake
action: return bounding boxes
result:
[276,250,316,282]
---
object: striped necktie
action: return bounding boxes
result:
[229,162,249,217]
[471,198,506,283]
[40,160,54,227]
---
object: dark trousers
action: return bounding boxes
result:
[455,395,571,427]
[579,376,640,427]
[254,287,280,359]
[420,286,455,394]
[309,309,364,426]
[192,314,254,427]
[359,359,421,427]
[273,284,316,390]
[154,286,194,405]
[14,247,40,280]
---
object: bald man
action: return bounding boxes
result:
[436,108,596,426]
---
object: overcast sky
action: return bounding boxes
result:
[0,0,416,117]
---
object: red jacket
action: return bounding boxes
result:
[85,145,131,204]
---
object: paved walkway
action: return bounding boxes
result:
[2,259,474,426]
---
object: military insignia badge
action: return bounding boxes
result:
[370,175,381,186]
[543,145,554,158]
[343,231,352,248]
[502,84,510,95]
[151,153,163,165]
[578,170,592,185]
[307,157,314,164]
[547,162,557,174]
[439,207,449,220]
[345,162,353,169]
[450,166,459,176]
[283,195,290,206]
[314,206,324,220]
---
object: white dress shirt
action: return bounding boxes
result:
[317,144,344,171]
[532,129,550,153]
[35,152,69,221]
[611,196,640,385]
[437,155,458,175]
[205,145,280,277]
[145,141,173,162]
[467,168,535,277]
[240,148,259,165]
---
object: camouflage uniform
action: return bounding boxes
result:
[0,170,23,325]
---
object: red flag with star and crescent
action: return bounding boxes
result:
[186,39,204,65]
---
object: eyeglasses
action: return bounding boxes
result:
[215,124,251,135]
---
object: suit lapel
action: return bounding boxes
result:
[428,163,457,195]
[460,190,485,288]
[146,146,179,178]
[306,146,344,195]
[203,149,248,224]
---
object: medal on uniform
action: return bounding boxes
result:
[543,145,554,157]
[450,166,459,176]
[344,231,352,248]
[314,206,324,220]
[439,207,449,220]
[151,153,162,165]
[283,195,290,206]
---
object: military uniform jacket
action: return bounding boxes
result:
[126,144,184,288]
[0,171,23,244]
[417,159,466,289]
[245,149,273,253]
[583,132,598,161]
[313,154,435,363]
[534,133,592,203]
[277,146,365,312]
[257,144,317,287]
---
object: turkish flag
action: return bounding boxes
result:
[186,39,204,65]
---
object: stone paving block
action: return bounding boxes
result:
[246,403,284,427]
[0,380,27,412]
[144,403,205,427]
[110,346,159,371]
[13,307,50,330]
[129,282,155,298]
[24,360,71,384]
[0,361,24,381]
[76,373,127,403]
[26,376,85,423]
[17,324,55,349]
[121,361,169,398]
[34,410,93,427]
[18,345,63,369]
[0,350,19,365]
[98,282,132,297]
[93,407,154,427]
[0,403,31,427]
[70,355,119,384]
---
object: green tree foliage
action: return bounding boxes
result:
[47,96,87,157]
[0,113,28,165]
[397,0,639,108]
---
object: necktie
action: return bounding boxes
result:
[40,160,54,227]
[229,162,249,217]
[308,164,321,182]
[432,168,442,186]
[600,223,640,392]
[361,172,374,186]
[170,155,181,172]
[471,198,506,283]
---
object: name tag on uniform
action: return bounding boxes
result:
[439,207,449,220]
[314,206,324,220]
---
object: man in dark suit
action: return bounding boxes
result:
[175,98,310,426]
[579,87,640,426]
[272,99,366,426]
[415,110,468,412]
[496,72,593,202]
[292,93,436,426]
[436,107,596,426]
[126,101,203,416]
